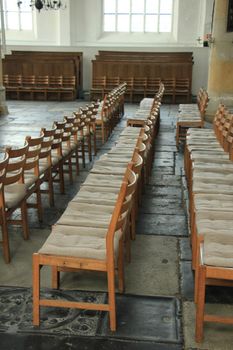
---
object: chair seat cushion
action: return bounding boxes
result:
[39,224,121,260]
[90,164,126,175]
[4,183,27,208]
[72,189,118,206]
[204,234,233,268]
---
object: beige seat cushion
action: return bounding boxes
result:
[204,234,233,268]
[39,224,121,260]
[90,164,126,175]
[194,194,233,211]
[57,204,112,227]
[84,174,123,188]
[192,180,233,194]
[72,190,118,206]
[4,183,27,208]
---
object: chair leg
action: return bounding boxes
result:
[68,157,73,183]
[58,163,65,194]
[33,254,40,326]
[107,264,116,331]
[118,237,125,293]
[75,149,79,175]
[21,201,29,240]
[195,265,206,343]
[52,266,60,289]
[87,134,92,162]
[1,212,11,263]
[36,187,43,222]
[48,169,55,207]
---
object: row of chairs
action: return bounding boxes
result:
[91,76,190,103]
[95,83,126,144]
[176,88,209,148]
[0,84,126,263]
[32,117,157,330]
[32,83,163,331]
[3,74,76,101]
[184,104,233,342]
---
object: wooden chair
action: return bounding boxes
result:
[34,76,49,100]
[20,75,36,100]
[48,76,63,100]
[72,111,86,168]
[61,76,76,100]
[105,77,120,93]
[195,236,233,343]
[39,128,56,207]
[33,165,134,331]
[24,135,44,223]
[5,74,22,100]
[90,76,106,100]
[120,77,133,103]
[41,126,65,195]
[145,78,161,97]
[132,77,147,102]
[175,78,191,103]
[64,115,81,175]
[0,153,10,263]
[55,120,79,184]
[162,78,175,104]
[0,143,29,263]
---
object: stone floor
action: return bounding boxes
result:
[0,100,232,349]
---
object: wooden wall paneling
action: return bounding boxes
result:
[3,51,83,100]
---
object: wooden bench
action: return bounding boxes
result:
[3,74,77,101]
[3,50,82,100]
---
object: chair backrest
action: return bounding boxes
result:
[106,165,136,254]
[8,75,22,87]
[0,154,9,195]
[49,76,63,88]
[22,75,36,87]
[62,76,76,89]
[24,135,44,176]
[92,76,106,89]
[147,78,161,90]
[35,76,49,87]
[4,143,29,185]
[39,128,56,163]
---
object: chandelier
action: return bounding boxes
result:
[17,1,66,11]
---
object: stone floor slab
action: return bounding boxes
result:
[136,214,187,236]
[125,235,179,296]
[0,333,183,350]
[148,175,181,187]
[151,167,174,175]
[99,295,181,344]
[154,151,174,159]
[179,238,192,261]
[154,158,174,167]
[180,261,194,301]
[145,186,182,199]
[155,145,177,152]
[183,301,233,350]
[140,196,184,215]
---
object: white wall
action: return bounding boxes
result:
[5,0,213,95]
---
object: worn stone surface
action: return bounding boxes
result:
[125,235,179,296]
[136,214,188,236]
[179,238,192,261]
[154,158,174,167]
[148,174,181,187]
[180,261,194,301]
[100,295,182,343]
[145,186,182,199]
[140,196,184,215]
